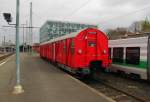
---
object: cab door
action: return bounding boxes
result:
[87,40,97,59]
[85,32,98,64]
[147,35,150,80]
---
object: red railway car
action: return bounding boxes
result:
[40,28,111,75]
[32,43,40,53]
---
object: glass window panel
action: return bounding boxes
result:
[126,47,140,65]
[113,47,124,63]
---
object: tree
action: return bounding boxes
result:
[107,27,127,39]
[141,17,150,32]
[128,21,142,33]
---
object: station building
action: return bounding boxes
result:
[0,42,15,53]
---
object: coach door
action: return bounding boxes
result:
[147,35,150,80]
[86,32,98,61]
[87,40,97,57]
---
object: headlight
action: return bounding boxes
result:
[78,49,82,54]
[103,50,106,54]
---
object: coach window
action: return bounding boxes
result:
[63,40,66,54]
[109,48,111,59]
[113,47,124,63]
[71,40,75,55]
[126,47,140,65]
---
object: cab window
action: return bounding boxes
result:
[88,41,96,47]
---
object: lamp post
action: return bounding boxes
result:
[29,2,33,54]
[3,0,24,94]
[13,0,24,94]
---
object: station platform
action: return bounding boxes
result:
[0,53,114,102]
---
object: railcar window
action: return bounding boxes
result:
[71,40,74,47]
[88,41,96,47]
[113,47,124,63]
[109,48,111,59]
[126,47,140,65]
[63,40,66,54]
[71,40,75,55]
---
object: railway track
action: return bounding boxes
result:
[96,80,145,102]
[0,53,13,61]
[80,73,150,102]
[50,58,150,102]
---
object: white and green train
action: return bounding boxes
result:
[109,36,150,80]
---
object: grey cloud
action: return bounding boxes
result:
[0,0,149,43]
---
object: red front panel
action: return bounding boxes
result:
[72,28,110,69]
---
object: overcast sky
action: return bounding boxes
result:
[0,0,150,44]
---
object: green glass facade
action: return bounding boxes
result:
[40,20,97,43]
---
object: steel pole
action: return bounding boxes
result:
[26,20,28,52]
[16,0,20,86]
[29,2,33,54]
[22,24,24,52]
[13,0,24,94]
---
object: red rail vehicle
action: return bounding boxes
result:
[40,28,111,75]
[32,43,40,53]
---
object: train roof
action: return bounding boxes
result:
[109,36,148,41]
[109,36,148,47]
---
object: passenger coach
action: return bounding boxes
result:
[40,28,111,75]
[109,36,150,80]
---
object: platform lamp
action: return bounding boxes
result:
[3,13,12,23]
[3,1,24,94]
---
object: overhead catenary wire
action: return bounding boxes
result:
[31,0,93,22]
[63,0,92,20]
[61,0,150,29]
[32,11,46,22]
[99,5,150,25]
[29,0,150,30]
[62,0,143,21]
[31,0,92,24]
